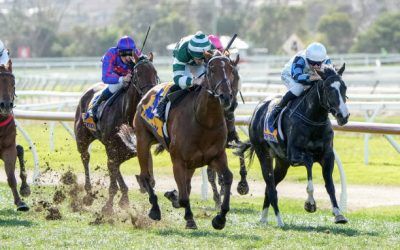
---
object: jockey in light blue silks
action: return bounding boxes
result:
[0,40,10,65]
[90,35,141,122]
[267,42,332,130]
[155,31,214,121]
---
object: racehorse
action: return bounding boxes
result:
[0,61,30,211]
[237,64,350,226]
[74,53,158,214]
[120,50,239,229]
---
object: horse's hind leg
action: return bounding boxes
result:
[2,147,29,211]
[304,163,317,213]
[237,153,249,195]
[136,124,161,221]
[207,166,221,209]
[260,157,289,224]
[320,151,348,224]
[76,132,95,206]
[210,153,233,230]
[256,144,283,227]
[16,145,30,197]
[172,159,196,229]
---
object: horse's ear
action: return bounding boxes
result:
[337,63,345,76]
[132,52,139,63]
[203,50,213,61]
[223,50,230,57]
[148,52,154,62]
[232,54,240,66]
[6,59,12,73]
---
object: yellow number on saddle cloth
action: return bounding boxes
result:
[140,82,174,139]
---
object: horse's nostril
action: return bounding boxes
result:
[9,103,13,108]
[0,103,4,108]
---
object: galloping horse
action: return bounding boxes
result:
[74,53,158,214]
[238,64,350,226]
[120,51,239,229]
[0,61,30,211]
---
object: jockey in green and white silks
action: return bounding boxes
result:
[156,31,214,121]
[267,42,332,132]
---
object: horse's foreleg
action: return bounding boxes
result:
[116,168,129,210]
[320,152,348,224]
[207,166,221,209]
[237,152,249,195]
[77,135,95,206]
[210,153,232,230]
[304,163,317,213]
[16,145,30,197]
[2,147,29,211]
[256,145,283,227]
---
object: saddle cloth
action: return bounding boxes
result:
[140,82,174,145]
[82,84,108,131]
[263,98,286,143]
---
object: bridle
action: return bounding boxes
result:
[316,75,345,116]
[130,58,159,97]
[204,55,232,98]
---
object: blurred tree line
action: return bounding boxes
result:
[0,0,399,57]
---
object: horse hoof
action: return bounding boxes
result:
[149,206,161,221]
[16,202,30,212]
[186,219,198,229]
[212,214,226,230]
[237,180,249,195]
[20,185,31,197]
[101,205,114,216]
[83,195,94,206]
[334,214,348,224]
[304,201,317,213]
[118,198,130,210]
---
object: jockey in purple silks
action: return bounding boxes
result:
[91,35,141,122]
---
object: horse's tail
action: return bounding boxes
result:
[154,144,165,155]
[234,140,255,167]
[117,124,137,155]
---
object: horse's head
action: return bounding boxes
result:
[130,52,158,96]
[316,64,350,126]
[203,50,239,110]
[0,62,15,115]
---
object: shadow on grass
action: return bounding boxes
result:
[156,228,262,241]
[0,209,33,227]
[282,222,379,237]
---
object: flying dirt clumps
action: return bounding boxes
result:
[46,206,62,220]
[53,190,66,204]
[61,170,77,185]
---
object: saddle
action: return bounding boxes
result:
[263,98,287,143]
[82,86,123,132]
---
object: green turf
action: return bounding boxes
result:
[11,122,400,186]
[0,184,399,249]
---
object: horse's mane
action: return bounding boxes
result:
[321,64,338,78]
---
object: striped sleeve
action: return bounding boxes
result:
[172,58,192,89]
[291,56,309,84]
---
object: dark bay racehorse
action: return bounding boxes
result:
[74,53,158,214]
[238,64,350,226]
[120,51,239,229]
[0,62,30,211]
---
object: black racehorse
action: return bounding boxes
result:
[237,64,350,226]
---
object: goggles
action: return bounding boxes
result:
[307,59,322,66]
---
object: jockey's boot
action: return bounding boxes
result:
[155,95,169,122]
[268,91,297,129]
[92,88,113,123]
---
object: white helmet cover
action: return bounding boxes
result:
[306,42,327,62]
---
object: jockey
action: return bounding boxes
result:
[0,40,10,65]
[268,42,331,129]
[155,31,214,121]
[91,35,140,122]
